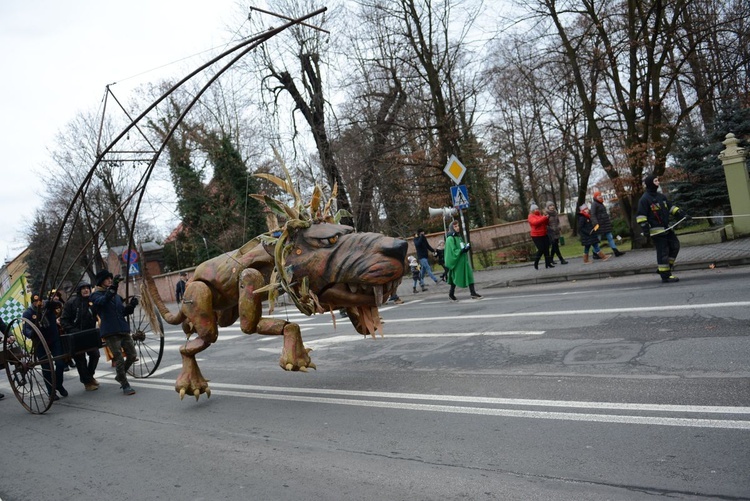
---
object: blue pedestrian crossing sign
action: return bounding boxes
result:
[450,185,469,209]
[128,263,140,276]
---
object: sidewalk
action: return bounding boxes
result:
[397,237,750,296]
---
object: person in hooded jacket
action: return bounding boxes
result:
[22,292,67,400]
[545,201,568,265]
[90,270,139,395]
[528,204,553,269]
[578,204,610,264]
[636,174,690,283]
[590,191,625,257]
[60,282,101,391]
[444,220,482,301]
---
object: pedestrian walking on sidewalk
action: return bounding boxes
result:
[591,192,625,257]
[529,204,554,269]
[545,201,568,264]
[414,229,440,286]
[636,174,691,283]
[444,220,482,301]
[578,204,609,263]
[435,240,447,281]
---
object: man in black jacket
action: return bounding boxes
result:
[591,191,625,257]
[90,270,139,395]
[414,229,440,289]
[175,272,187,303]
[60,282,100,391]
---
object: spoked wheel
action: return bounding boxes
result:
[127,300,164,378]
[3,318,55,414]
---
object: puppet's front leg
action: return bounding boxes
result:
[176,281,217,400]
[256,318,316,371]
[176,336,212,400]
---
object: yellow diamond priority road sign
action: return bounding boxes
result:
[443,155,466,185]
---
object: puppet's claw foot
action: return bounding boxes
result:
[178,383,210,400]
[283,361,317,371]
[281,349,316,372]
[175,364,210,401]
[280,326,316,371]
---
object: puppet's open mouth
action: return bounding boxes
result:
[318,279,401,307]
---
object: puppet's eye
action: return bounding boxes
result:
[318,235,339,246]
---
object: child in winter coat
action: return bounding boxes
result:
[408,256,422,293]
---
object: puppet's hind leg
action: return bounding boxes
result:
[176,281,218,400]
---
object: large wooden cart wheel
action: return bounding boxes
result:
[127,300,164,378]
[3,318,55,414]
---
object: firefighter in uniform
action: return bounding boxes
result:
[636,174,691,283]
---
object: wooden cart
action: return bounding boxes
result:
[1,302,163,414]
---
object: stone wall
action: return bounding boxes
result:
[405,216,572,255]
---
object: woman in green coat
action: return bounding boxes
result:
[444,220,482,301]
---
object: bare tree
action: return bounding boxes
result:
[524,0,748,243]
[341,0,491,230]
[245,1,353,223]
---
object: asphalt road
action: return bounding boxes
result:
[1,267,749,500]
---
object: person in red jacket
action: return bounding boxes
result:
[528,203,553,269]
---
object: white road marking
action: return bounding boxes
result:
[104,378,750,430]
[292,300,750,327]
[148,364,183,377]
[162,330,543,351]
[160,299,750,337]
[383,331,545,337]
[303,331,544,348]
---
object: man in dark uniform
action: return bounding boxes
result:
[636,174,691,283]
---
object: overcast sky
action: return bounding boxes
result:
[0,0,247,262]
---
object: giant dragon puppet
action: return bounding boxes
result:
[142,166,407,400]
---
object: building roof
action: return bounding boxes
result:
[109,241,163,256]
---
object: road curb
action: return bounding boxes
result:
[483,258,750,288]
